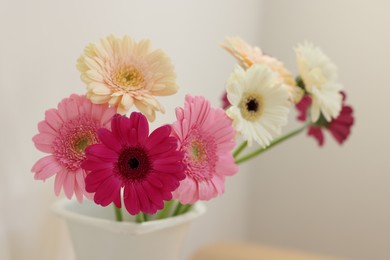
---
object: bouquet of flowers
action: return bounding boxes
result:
[31,35,354,222]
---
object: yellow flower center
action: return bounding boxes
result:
[239,92,264,121]
[113,65,144,90]
[190,140,206,162]
[73,135,93,154]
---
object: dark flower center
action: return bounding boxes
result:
[128,157,140,169]
[246,99,259,112]
[239,93,264,122]
[117,147,150,182]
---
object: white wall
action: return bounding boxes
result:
[0,0,263,259]
[248,1,390,259]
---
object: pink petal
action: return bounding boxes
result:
[128,128,137,147]
[111,115,129,146]
[32,155,61,180]
[101,108,116,127]
[198,180,218,201]
[45,109,63,130]
[85,169,115,193]
[307,126,325,146]
[145,125,172,149]
[54,170,67,196]
[136,113,149,144]
[295,95,312,122]
[86,143,118,161]
[90,101,104,120]
[32,133,55,153]
[63,173,76,199]
[173,178,198,204]
[65,98,80,121]
[38,121,56,135]
[211,174,225,195]
[81,156,113,169]
[93,176,121,207]
[215,155,238,177]
[329,123,350,145]
[147,141,177,157]
[97,128,122,152]
[141,181,164,210]
[134,184,151,213]
[124,184,140,215]
[73,180,83,203]
[146,175,164,189]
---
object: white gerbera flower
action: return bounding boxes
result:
[226,64,290,147]
[295,42,343,122]
[221,37,303,104]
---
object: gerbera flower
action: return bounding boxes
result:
[296,93,354,146]
[77,35,178,122]
[295,41,343,122]
[31,94,116,202]
[82,113,186,215]
[226,64,290,147]
[171,95,237,204]
[221,37,303,103]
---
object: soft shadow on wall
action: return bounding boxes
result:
[248,1,390,260]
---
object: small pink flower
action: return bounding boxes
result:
[82,113,186,215]
[31,94,116,202]
[171,95,238,204]
[296,93,354,146]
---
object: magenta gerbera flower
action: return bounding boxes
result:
[171,95,238,204]
[82,113,186,215]
[31,94,116,202]
[296,92,354,146]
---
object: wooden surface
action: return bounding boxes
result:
[191,242,344,260]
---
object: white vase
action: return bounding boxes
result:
[52,199,205,260]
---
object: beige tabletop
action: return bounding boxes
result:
[191,242,345,260]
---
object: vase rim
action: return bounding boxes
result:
[51,199,206,235]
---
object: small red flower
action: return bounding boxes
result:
[296,92,354,146]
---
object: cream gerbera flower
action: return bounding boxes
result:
[295,42,343,122]
[77,35,178,121]
[226,64,290,147]
[221,37,303,104]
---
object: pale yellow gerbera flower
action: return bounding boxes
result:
[226,64,290,147]
[77,35,178,121]
[295,42,343,122]
[221,37,303,104]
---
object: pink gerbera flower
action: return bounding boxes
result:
[31,94,116,202]
[82,113,186,215]
[171,95,238,204]
[296,93,354,146]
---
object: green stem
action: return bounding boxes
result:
[114,205,123,222]
[135,213,146,223]
[233,141,248,158]
[157,200,175,219]
[173,202,193,216]
[173,202,183,216]
[179,204,193,215]
[235,123,309,165]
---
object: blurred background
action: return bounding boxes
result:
[0,0,389,259]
